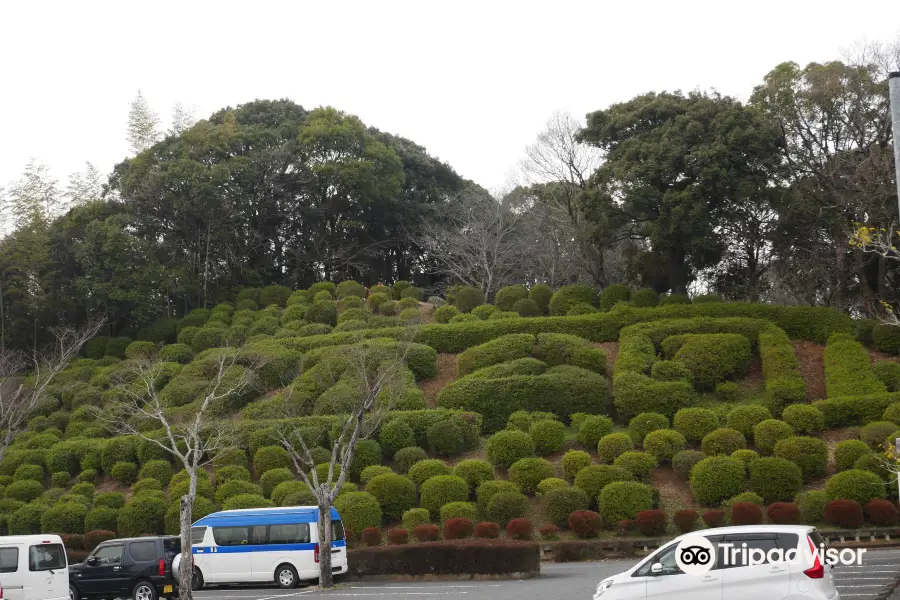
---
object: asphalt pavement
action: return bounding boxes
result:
[185,548,900,600]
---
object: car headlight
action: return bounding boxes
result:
[593,579,614,598]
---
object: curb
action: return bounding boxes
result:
[346,571,539,582]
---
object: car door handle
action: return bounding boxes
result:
[331,549,340,553]
[701,575,718,583]
[113,567,121,571]
[769,566,788,573]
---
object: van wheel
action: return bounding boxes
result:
[276,563,299,589]
[69,584,80,600]
[192,567,204,590]
[133,581,158,600]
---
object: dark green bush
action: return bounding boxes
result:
[672,450,704,480]
[475,480,520,515]
[549,284,596,316]
[101,436,138,473]
[159,343,193,364]
[561,450,592,483]
[576,415,614,450]
[456,334,534,376]
[41,502,88,534]
[9,504,46,535]
[13,463,43,482]
[781,404,825,434]
[873,324,900,354]
[612,452,657,482]
[731,449,760,472]
[485,491,529,527]
[117,494,166,537]
[824,469,886,505]
[874,361,900,392]
[111,462,138,485]
[366,473,417,522]
[628,413,670,446]
[631,289,659,308]
[5,480,44,502]
[690,456,746,505]
[393,447,428,474]
[512,298,541,317]
[599,284,631,312]
[453,287,485,313]
[420,475,469,519]
[439,502,476,524]
[272,481,313,507]
[673,408,719,442]
[597,434,634,463]
[507,458,555,495]
[726,406,772,439]
[749,457,803,503]
[215,480,263,504]
[453,460,495,495]
[613,372,694,420]
[529,420,566,456]
[472,304,498,320]
[650,360,693,383]
[93,492,125,509]
[701,428,747,456]
[260,468,294,498]
[434,305,460,324]
[125,341,156,360]
[669,334,751,389]
[528,284,553,314]
[348,439,382,482]
[573,465,632,505]
[51,471,70,487]
[407,460,452,488]
[824,335,886,397]
[814,394,899,428]
[132,479,162,495]
[253,446,291,475]
[796,490,827,523]
[598,481,654,524]
[541,487,589,528]
[380,420,417,458]
[536,478,568,496]
[885,403,900,426]
[860,421,900,450]
[222,494,274,510]
[191,327,225,353]
[427,421,466,457]
[360,466,394,485]
[486,430,535,470]
[752,419,794,455]
[138,461,172,486]
[104,337,132,359]
[84,507,119,532]
[494,285,528,311]
[643,429,686,463]
[773,437,828,481]
[305,301,338,326]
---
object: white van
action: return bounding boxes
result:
[593,525,840,600]
[187,506,348,589]
[0,534,69,600]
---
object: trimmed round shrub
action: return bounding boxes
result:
[716,381,740,401]
[84,507,119,533]
[825,470,886,505]
[393,447,428,474]
[795,490,827,523]
[598,481,655,525]
[767,502,801,525]
[419,475,469,519]
[222,494,274,511]
[253,446,291,475]
[349,439,382,482]
[673,408,719,442]
[674,509,699,533]
[408,460,452,489]
[752,419,794,455]
[485,491,529,528]
[613,452,657,482]
[671,334,750,389]
[631,288,659,308]
[529,420,566,456]
[132,479,162,495]
[635,509,666,536]
[41,502,88,534]
[506,517,533,540]
[494,285,528,311]
[305,301,338,326]
[512,298,541,317]
[599,283,630,312]
[549,284,596,316]
[471,304,498,320]
[216,465,251,484]
[9,504,46,535]
[643,429,686,463]
[412,524,441,542]
[726,406,772,439]
[834,440,873,472]
[139,460,173,486]
[93,492,125,509]
[561,450,592,483]
[439,502,477,524]
[486,430,535,470]
[117,494,166,537]
[360,527,382,547]
[453,287,485,313]
[597,433,634,463]
[360,466,393,485]
[333,492,382,533]
[650,360,693,383]
[574,465,632,505]
[567,304,595,316]
[433,304,460,324]
[386,527,409,545]
[537,477,568,496]
[825,499,864,529]
[528,284,553,314]
[475,480,520,514]
[215,479,263,505]
[690,456,746,505]
[577,415,614,449]
[873,323,900,354]
[13,463,43,482]
[125,341,156,360]
[508,458,555,495]
[366,473,417,522]
[271,481,312,507]
[443,517,475,540]
[866,499,899,526]
[453,460,495,495]
[749,457,803,503]
[854,454,892,480]
[884,402,900,426]
[860,421,900,450]
[426,420,466,457]
[336,280,366,299]
[673,450,706,480]
[628,413,670,446]
[5,479,44,502]
[773,436,828,481]
[701,428,747,458]
[260,468,294,498]
[730,449,760,472]
[51,471,70,488]
[568,510,602,538]
[781,404,825,435]
[730,502,764,526]
[402,508,431,531]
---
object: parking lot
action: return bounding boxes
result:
[187,548,900,600]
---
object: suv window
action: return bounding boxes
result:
[128,541,157,562]
[29,544,65,571]
[0,547,18,573]
[92,544,124,566]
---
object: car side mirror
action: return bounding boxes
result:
[86,557,98,566]
[650,563,663,575]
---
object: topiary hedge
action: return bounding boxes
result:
[549,285,597,316]
[597,481,654,525]
[860,421,900,450]
[541,487,589,528]
[673,450,706,480]
[796,490,827,523]
[508,458,555,495]
[485,430,535,470]
[366,473,417,522]
[749,457,803,503]
[628,413,670,446]
[612,371,694,420]
[453,460,495,495]
[673,408,719,442]
[780,404,825,434]
[752,419,794,455]
[726,406,772,440]
[408,460,452,489]
[612,452,657,482]
[475,480,520,515]
[873,323,900,355]
[333,492,383,533]
[824,470,886,506]
[419,475,469,519]
[690,456,746,505]
[834,440,873,472]
[668,334,751,390]
[824,334,886,398]
[642,429,686,463]
[597,433,634,464]
[773,436,828,481]
[701,428,747,456]
[485,491,529,528]
[117,494,166,537]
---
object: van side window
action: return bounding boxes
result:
[213,527,249,546]
[128,541,157,562]
[332,521,345,542]
[191,527,207,546]
[0,547,19,573]
[270,524,311,544]
[29,544,66,571]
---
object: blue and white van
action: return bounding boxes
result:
[187,507,347,589]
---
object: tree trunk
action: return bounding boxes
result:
[178,481,196,600]
[318,503,333,589]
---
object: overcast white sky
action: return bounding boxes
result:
[1,0,897,195]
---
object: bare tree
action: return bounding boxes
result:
[97,351,260,600]
[276,336,414,589]
[417,189,526,298]
[0,319,104,462]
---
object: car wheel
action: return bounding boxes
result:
[133,581,158,600]
[276,563,299,589]
[69,584,80,600]
[192,567,204,590]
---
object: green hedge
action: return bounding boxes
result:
[726,406,772,440]
[824,335,886,398]
[813,393,900,428]
[366,473,417,522]
[508,458,555,495]
[613,372,693,421]
[420,475,469,519]
[456,333,606,377]
[824,470,886,505]
[486,431,535,470]
[541,487,589,528]
[773,436,828,481]
[690,456,746,505]
[749,457,803,503]
[673,408,720,442]
[667,334,751,390]
[758,327,806,414]
[873,324,900,354]
[333,492,382,533]
[597,482,654,524]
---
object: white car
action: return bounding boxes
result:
[593,525,839,600]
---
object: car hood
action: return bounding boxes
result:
[68,562,85,574]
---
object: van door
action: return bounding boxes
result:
[0,545,23,600]
[207,526,252,582]
[27,542,68,600]
[719,533,792,600]
[330,521,347,570]
[260,523,313,580]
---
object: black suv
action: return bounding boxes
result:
[68,536,180,600]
